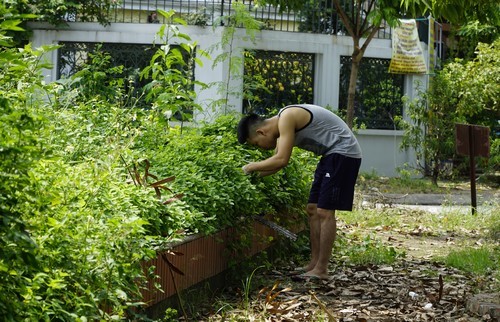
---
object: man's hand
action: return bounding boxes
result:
[241,162,255,175]
[242,164,252,175]
[243,163,280,177]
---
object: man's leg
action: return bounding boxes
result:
[303,203,320,271]
[303,205,336,279]
[304,207,336,279]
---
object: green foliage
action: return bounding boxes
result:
[1,10,317,320]
[19,160,166,320]
[160,308,179,321]
[6,0,118,26]
[335,233,403,266]
[398,79,461,184]
[209,1,263,113]
[359,76,403,129]
[0,35,56,321]
[243,50,314,114]
[140,10,208,123]
[399,39,499,183]
[61,45,126,103]
[456,20,500,59]
[1,37,196,319]
[242,266,265,310]
[150,114,315,228]
[488,138,500,175]
[448,40,500,123]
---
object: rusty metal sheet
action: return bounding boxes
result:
[455,123,490,157]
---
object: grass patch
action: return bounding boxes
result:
[349,242,401,265]
[442,247,499,275]
[357,172,443,194]
[342,205,500,240]
[335,233,404,266]
[339,209,402,228]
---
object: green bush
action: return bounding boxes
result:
[0,41,58,320]
[17,159,195,320]
[0,14,316,320]
[150,114,315,229]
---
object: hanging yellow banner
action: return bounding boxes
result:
[428,16,435,74]
[388,19,427,74]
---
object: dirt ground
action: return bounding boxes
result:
[254,223,497,321]
[196,197,499,322]
[195,227,497,321]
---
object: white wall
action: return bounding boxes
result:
[29,22,426,177]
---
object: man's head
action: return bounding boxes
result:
[237,114,277,150]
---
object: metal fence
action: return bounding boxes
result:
[243,50,315,115]
[70,0,391,38]
[58,42,157,79]
[339,56,404,130]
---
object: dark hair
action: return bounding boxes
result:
[237,113,265,144]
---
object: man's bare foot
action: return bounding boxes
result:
[291,272,331,282]
[302,262,317,272]
[302,270,330,280]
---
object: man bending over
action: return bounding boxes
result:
[237,104,362,280]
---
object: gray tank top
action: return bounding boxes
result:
[278,104,362,158]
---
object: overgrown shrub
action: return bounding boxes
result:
[151,114,316,229]
[0,40,57,320]
[0,10,316,320]
[399,39,500,184]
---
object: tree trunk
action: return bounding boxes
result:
[431,160,439,186]
[330,0,382,129]
[346,51,362,129]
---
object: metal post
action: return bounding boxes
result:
[221,0,225,25]
[468,126,477,215]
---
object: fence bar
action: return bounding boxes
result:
[75,0,396,39]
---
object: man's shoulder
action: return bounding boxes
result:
[279,106,312,131]
[279,106,310,118]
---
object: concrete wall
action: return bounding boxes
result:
[29,22,427,177]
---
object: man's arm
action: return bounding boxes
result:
[256,169,281,177]
[243,111,296,175]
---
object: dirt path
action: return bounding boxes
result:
[198,210,498,321]
[196,185,499,321]
[242,220,496,322]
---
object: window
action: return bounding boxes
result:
[243,50,315,115]
[339,56,404,129]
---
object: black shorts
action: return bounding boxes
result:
[308,153,361,211]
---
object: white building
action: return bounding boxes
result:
[29,3,437,177]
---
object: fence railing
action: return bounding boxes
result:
[71,0,391,38]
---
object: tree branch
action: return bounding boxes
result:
[359,0,377,34]
[359,23,382,56]
[333,0,356,37]
[355,0,362,35]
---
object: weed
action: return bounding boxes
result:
[359,169,379,181]
[242,266,264,311]
[159,308,178,322]
[349,235,402,265]
[335,232,403,266]
[442,247,499,275]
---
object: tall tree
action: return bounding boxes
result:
[5,0,117,26]
[331,0,402,128]
[401,0,499,58]
[260,0,413,128]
